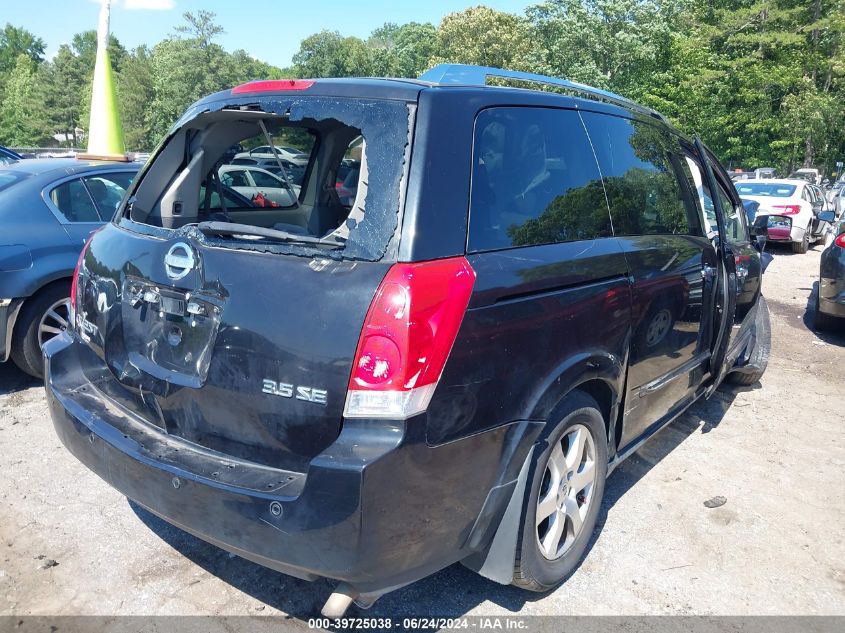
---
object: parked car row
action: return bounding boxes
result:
[735,178,834,253]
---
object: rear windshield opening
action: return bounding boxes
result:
[123,97,412,261]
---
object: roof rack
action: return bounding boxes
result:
[418,64,663,120]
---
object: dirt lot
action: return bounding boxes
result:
[1,243,844,620]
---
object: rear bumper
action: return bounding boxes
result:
[45,335,539,594]
[818,277,845,317]
[764,216,807,243]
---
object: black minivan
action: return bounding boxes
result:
[44,65,769,616]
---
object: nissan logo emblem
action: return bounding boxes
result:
[164,242,195,280]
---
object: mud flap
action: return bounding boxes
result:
[460,447,533,585]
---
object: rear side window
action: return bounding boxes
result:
[50,179,100,222]
[83,172,134,218]
[248,169,280,188]
[468,107,611,252]
[582,113,704,237]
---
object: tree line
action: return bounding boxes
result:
[0,0,841,174]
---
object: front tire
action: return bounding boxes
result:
[512,391,608,591]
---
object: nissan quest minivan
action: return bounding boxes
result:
[44,65,770,616]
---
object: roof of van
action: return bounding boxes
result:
[200,65,666,122]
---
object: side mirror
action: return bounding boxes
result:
[751,214,769,237]
[818,210,836,223]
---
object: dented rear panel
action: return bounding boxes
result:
[75,222,392,470]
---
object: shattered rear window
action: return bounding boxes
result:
[121,96,413,262]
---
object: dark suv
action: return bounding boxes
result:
[44,65,769,616]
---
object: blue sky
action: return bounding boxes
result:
[6,0,532,68]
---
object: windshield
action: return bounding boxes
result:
[735,183,796,197]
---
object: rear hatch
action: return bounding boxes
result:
[73,88,416,471]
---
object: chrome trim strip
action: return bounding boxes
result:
[634,351,710,399]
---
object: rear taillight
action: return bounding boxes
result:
[69,233,97,329]
[835,233,845,249]
[772,204,801,215]
[344,257,476,419]
[231,79,315,94]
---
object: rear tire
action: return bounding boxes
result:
[512,391,608,592]
[813,292,840,332]
[10,282,70,379]
[792,231,809,254]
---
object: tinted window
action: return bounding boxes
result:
[248,169,283,188]
[221,170,249,187]
[83,172,134,218]
[50,179,100,222]
[198,185,255,210]
[468,107,611,252]
[582,113,704,237]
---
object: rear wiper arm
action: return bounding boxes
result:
[196,221,341,247]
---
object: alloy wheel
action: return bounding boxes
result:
[536,424,597,560]
[38,298,71,349]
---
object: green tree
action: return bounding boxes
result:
[0,24,45,75]
[293,30,374,78]
[645,0,845,173]
[431,6,536,71]
[0,54,44,145]
[119,47,155,151]
[71,30,128,74]
[527,0,683,98]
[371,22,438,77]
[147,10,283,142]
[37,44,86,146]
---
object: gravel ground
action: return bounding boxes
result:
[0,243,844,620]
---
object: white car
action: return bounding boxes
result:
[735,178,829,253]
[232,145,309,166]
[790,167,821,185]
[218,165,300,207]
